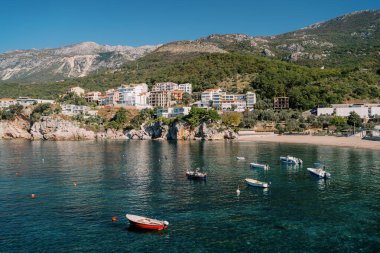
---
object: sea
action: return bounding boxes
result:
[0,140,379,252]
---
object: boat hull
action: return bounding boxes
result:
[307,168,331,178]
[128,221,166,230]
[250,163,269,170]
[245,178,269,188]
[186,171,207,180]
[126,214,168,231]
[280,156,303,165]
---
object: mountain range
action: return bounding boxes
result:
[0,42,159,82]
[0,10,379,83]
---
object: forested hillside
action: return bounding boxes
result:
[1,53,379,110]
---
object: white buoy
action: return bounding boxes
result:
[42,158,44,163]
[236,188,240,196]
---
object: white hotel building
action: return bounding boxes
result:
[200,89,256,112]
[152,82,192,94]
[118,83,149,106]
[317,104,380,119]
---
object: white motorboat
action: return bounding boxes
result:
[250,162,269,170]
[280,155,303,165]
[245,178,269,188]
[186,168,207,180]
[307,167,331,179]
[236,157,245,160]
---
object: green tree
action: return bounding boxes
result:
[106,108,128,129]
[184,107,220,127]
[182,93,193,105]
[330,116,347,127]
[57,92,88,106]
[0,104,23,120]
[347,111,362,128]
[222,112,241,127]
[31,103,53,122]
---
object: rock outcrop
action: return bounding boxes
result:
[96,128,127,139]
[0,116,238,141]
[196,122,238,140]
[0,117,31,139]
[30,116,95,140]
[167,121,193,140]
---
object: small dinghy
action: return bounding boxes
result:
[186,168,207,180]
[307,167,331,179]
[126,214,169,230]
[280,155,303,165]
[250,162,269,170]
[236,157,245,160]
[245,178,269,188]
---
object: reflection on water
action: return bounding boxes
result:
[0,140,379,252]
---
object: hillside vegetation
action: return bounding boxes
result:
[0,52,379,110]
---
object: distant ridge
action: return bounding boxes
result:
[0,10,379,83]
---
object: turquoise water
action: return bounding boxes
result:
[0,140,379,252]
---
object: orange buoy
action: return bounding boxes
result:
[112,216,117,222]
[31,194,36,198]
[16,172,20,176]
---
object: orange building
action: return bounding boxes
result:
[171,90,184,101]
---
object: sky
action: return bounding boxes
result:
[0,0,379,52]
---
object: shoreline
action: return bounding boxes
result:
[238,134,380,151]
[1,134,380,151]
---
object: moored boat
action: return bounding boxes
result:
[245,178,269,188]
[186,168,207,180]
[126,214,169,230]
[250,162,269,170]
[280,155,303,165]
[307,167,331,179]
[236,157,245,160]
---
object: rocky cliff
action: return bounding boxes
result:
[0,117,31,139]
[0,117,238,141]
[0,42,159,82]
[30,116,96,140]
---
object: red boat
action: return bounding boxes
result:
[126,214,169,230]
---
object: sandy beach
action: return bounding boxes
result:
[238,134,380,151]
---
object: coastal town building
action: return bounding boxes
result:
[201,88,224,106]
[134,92,152,109]
[67,86,85,96]
[171,90,184,102]
[15,97,55,107]
[200,89,256,111]
[152,82,178,92]
[118,83,149,106]
[152,82,192,95]
[61,104,90,116]
[178,83,192,94]
[99,89,119,106]
[336,107,368,118]
[371,106,380,117]
[84,92,102,103]
[149,91,172,107]
[0,98,16,108]
[317,108,335,116]
[156,107,191,118]
[274,97,289,109]
[246,92,257,109]
[317,104,380,119]
[191,101,210,109]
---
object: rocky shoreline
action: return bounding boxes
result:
[0,116,238,141]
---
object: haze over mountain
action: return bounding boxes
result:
[0,10,379,83]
